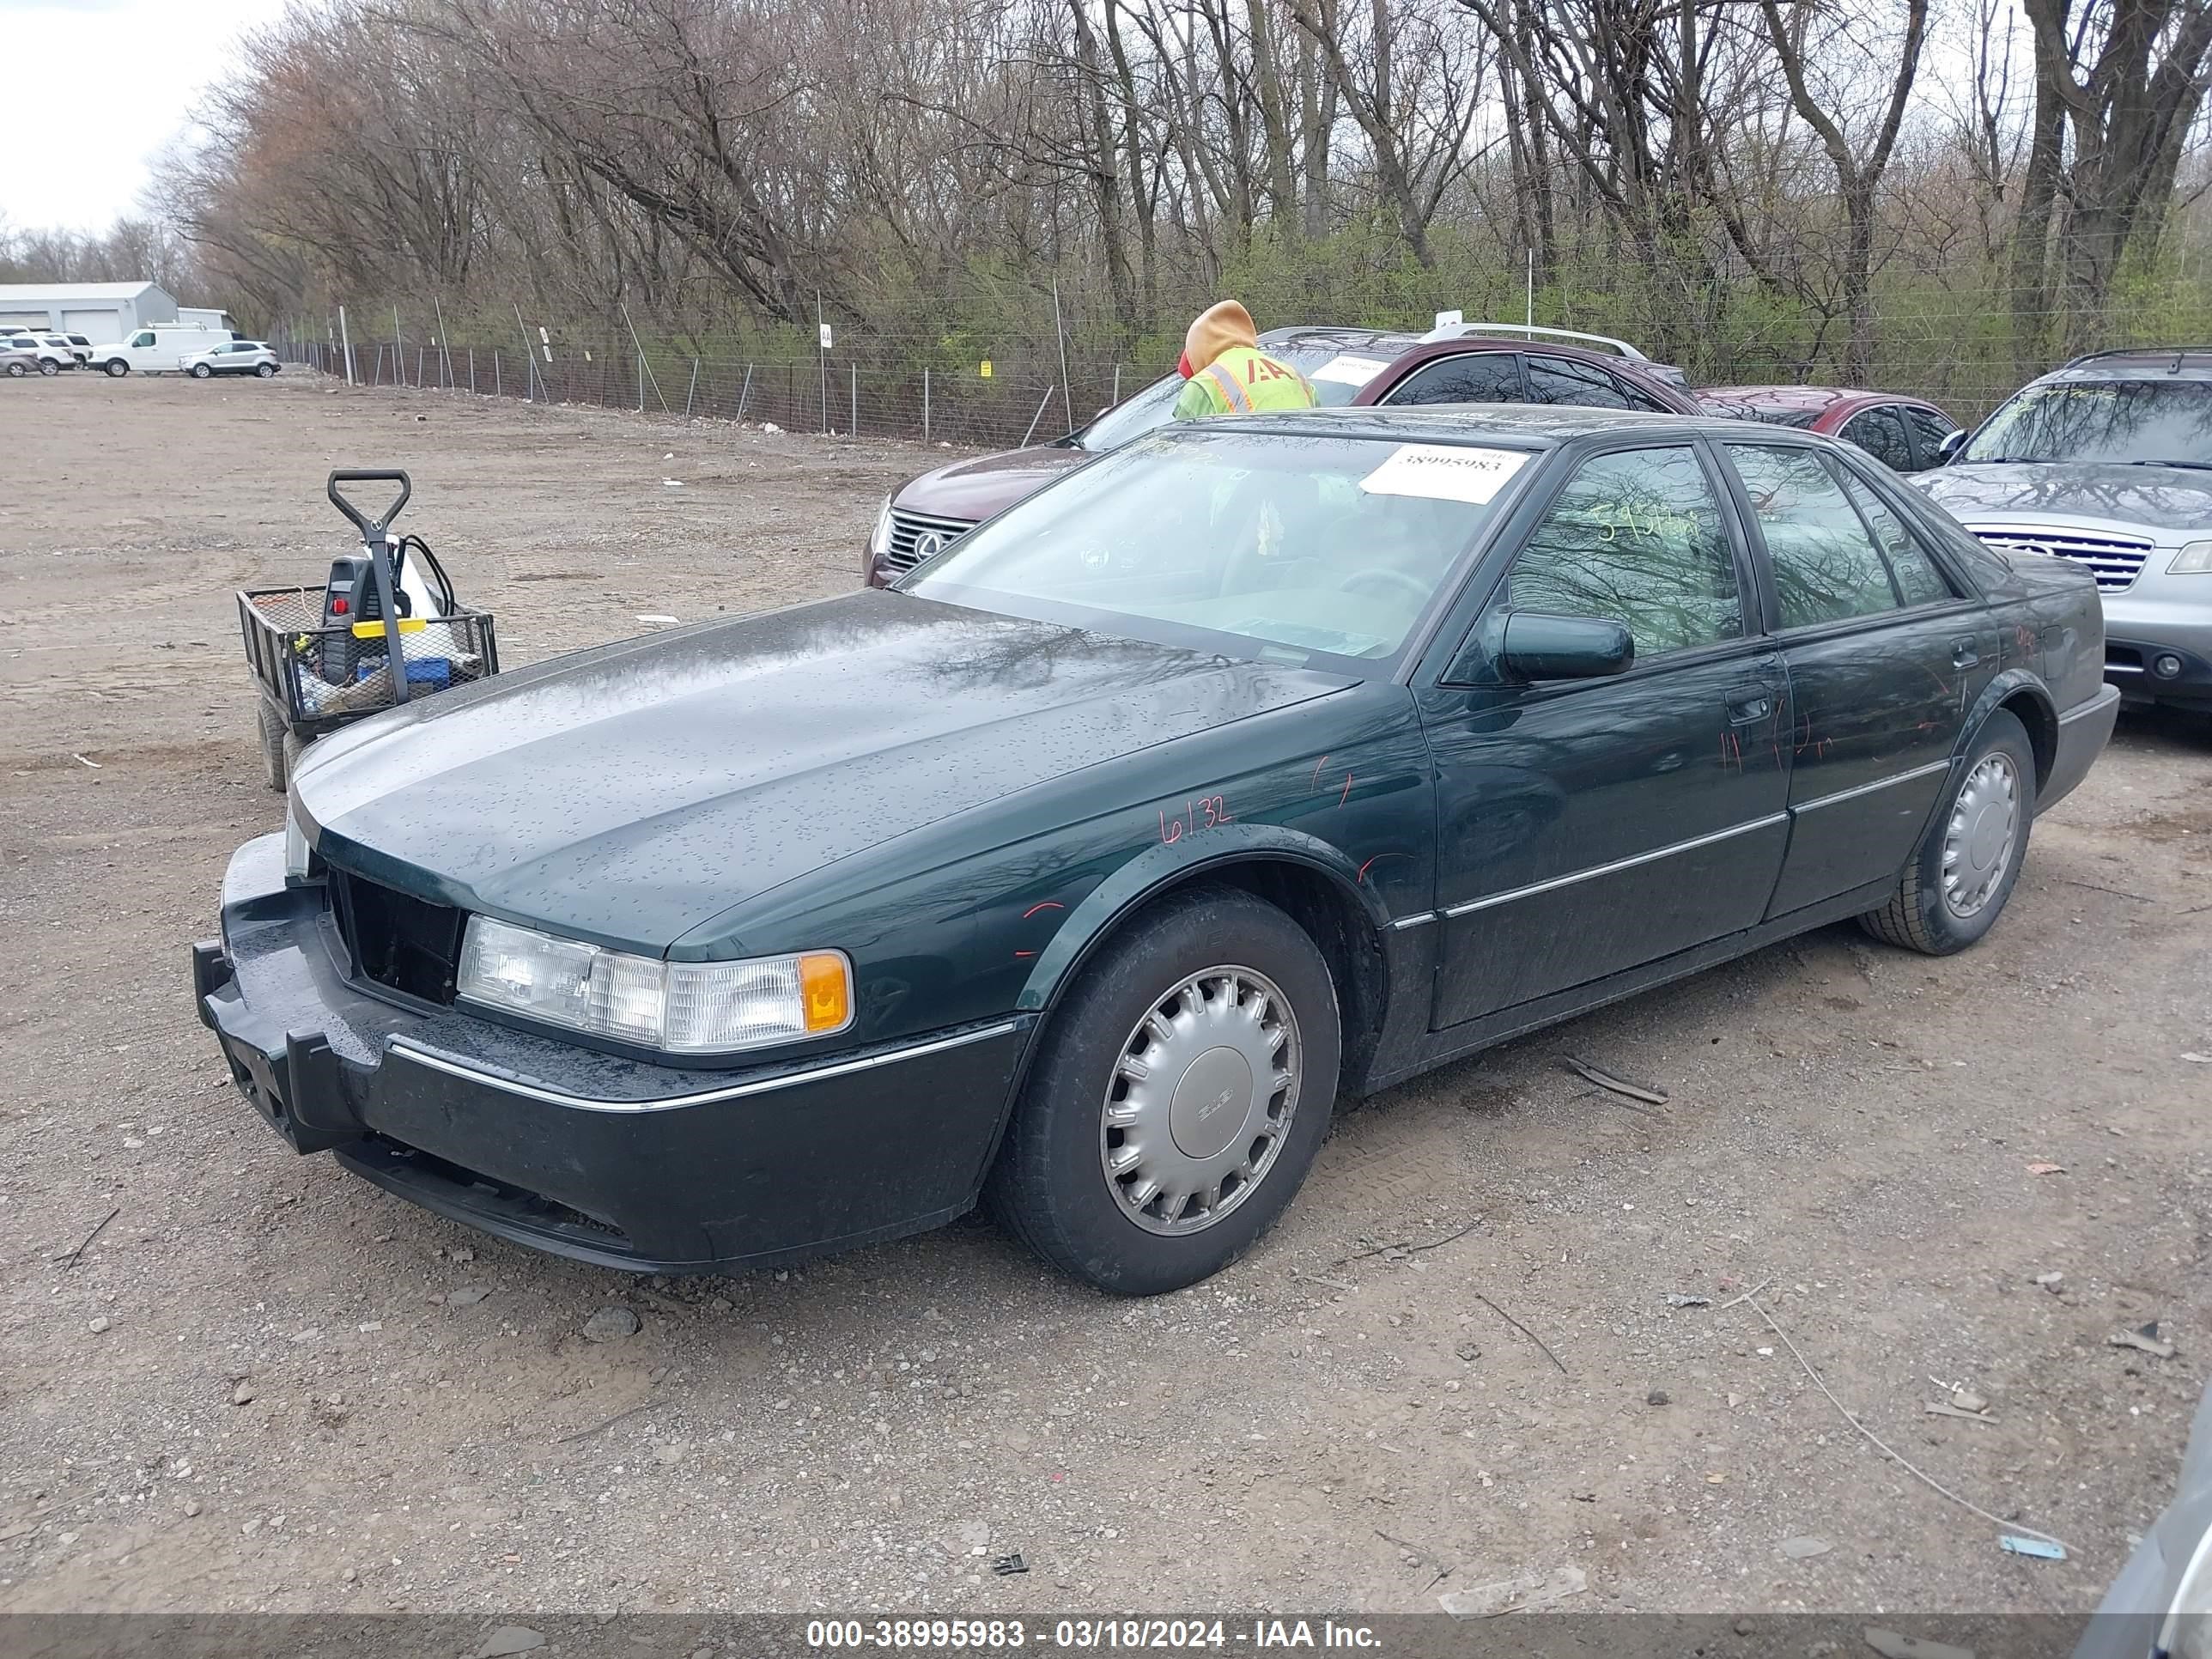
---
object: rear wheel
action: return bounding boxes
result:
[256,702,291,793]
[37,359,58,376]
[1860,710,2035,955]
[5,362,23,378]
[104,359,128,377]
[255,362,276,378]
[986,886,1340,1294]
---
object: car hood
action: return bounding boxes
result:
[295,592,1349,955]
[1914,462,2212,535]
[893,446,1085,522]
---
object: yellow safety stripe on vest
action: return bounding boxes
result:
[1203,361,1253,413]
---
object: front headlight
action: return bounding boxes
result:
[455,915,853,1054]
[283,807,314,881]
[2171,540,2212,574]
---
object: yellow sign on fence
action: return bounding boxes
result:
[980,360,993,379]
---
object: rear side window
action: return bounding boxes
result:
[1838,406,1913,471]
[1837,471,1954,606]
[1503,447,1743,657]
[1381,352,1525,406]
[1728,444,1899,628]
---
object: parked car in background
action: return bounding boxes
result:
[1695,386,1960,472]
[184,340,281,379]
[30,332,84,368]
[1,339,62,377]
[91,322,237,376]
[200,406,2116,1293]
[1911,347,2212,714]
[55,331,92,365]
[864,323,1698,586]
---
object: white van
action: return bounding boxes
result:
[92,324,238,377]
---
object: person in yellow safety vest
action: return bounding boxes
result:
[1171,301,1318,419]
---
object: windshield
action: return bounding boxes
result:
[1964,380,2212,466]
[1065,339,1409,453]
[905,428,1527,670]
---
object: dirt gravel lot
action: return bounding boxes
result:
[3,370,2209,1620]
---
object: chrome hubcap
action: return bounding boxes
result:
[1943,752,2019,919]
[1100,965,1301,1237]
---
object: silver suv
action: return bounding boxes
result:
[1913,348,2212,714]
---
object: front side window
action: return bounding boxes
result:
[1729,444,1899,628]
[1900,404,1958,466]
[1382,352,1525,406]
[907,430,1524,669]
[1501,447,1743,657]
[1525,355,1642,411]
[1840,406,1914,472]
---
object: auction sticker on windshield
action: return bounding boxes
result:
[1309,354,1392,387]
[1358,443,1528,504]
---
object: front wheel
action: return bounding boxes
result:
[1861,709,2036,955]
[986,885,1340,1294]
[191,363,213,379]
[104,359,128,377]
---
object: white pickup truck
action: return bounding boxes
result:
[92,324,238,377]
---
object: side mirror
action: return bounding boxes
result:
[1498,611,1635,682]
[1937,428,1968,465]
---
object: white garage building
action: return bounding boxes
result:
[0,281,181,341]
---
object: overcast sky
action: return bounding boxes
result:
[0,0,293,234]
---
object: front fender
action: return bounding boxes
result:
[1013,823,1390,1015]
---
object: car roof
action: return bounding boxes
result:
[2039,348,2212,384]
[1698,385,1906,414]
[1257,325,1423,354]
[1185,404,1796,446]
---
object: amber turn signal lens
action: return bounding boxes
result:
[799,951,852,1032]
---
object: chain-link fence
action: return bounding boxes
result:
[271,270,2212,445]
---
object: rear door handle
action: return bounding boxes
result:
[1952,637,1981,669]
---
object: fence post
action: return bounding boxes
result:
[338,304,356,386]
[512,303,536,402]
[736,363,753,421]
[1112,364,1121,406]
[391,307,402,386]
[416,347,426,387]
[849,365,857,435]
[372,344,383,386]
[469,346,476,393]
[1022,384,1057,447]
[923,368,930,443]
[639,351,647,415]
[685,358,699,418]
[494,349,501,398]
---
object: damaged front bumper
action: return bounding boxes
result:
[194,835,1031,1273]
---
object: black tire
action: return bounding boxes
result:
[104,359,128,377]
[986,885,1340,1295]
[4,362,22,378]
[1860,710,2036,955]
[191,362,213,379]
[38,360,58,376]
[255,362,277,378]
[257,702,290,793]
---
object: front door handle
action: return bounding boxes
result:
[1952,637,1981,670]
[1725,687,1773,725]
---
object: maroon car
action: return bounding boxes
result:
[1694,386,1960,474]
[863,325,1702,586]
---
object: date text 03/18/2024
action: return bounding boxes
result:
[803,1620,1382,1650]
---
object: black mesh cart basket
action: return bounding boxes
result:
[238,470,501,791]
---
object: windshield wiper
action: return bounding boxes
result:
[2121,459,2212,471]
